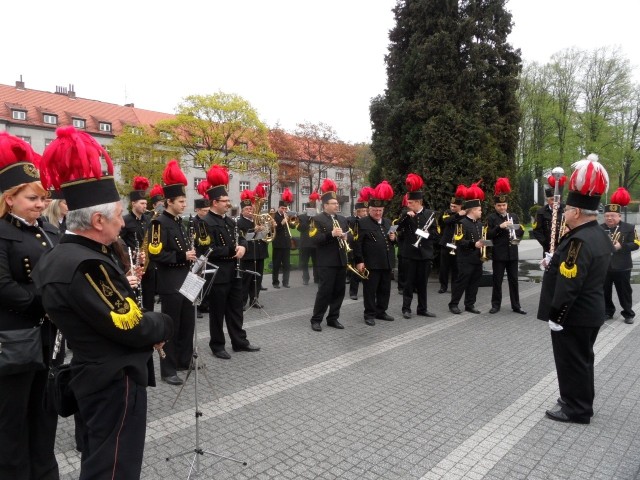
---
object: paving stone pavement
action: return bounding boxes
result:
[54,240,640,479]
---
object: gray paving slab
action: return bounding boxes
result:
[54,240,640,479]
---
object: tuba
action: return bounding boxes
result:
[252,195,276,242]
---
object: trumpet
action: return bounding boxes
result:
[480,225,489,262]
[332,217,368,280]
[448,223,463,255]
[412,211,436,248]
[610,225,621,244]
[507,213,520,246]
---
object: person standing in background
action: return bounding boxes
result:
[297,191,320,285]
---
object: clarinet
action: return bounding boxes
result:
[134,237,143,307]
[234,220,242,279]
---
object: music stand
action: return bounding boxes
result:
[166,255,247,478]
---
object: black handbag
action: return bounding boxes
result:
[0,326,46,376]
[43,331,78,417]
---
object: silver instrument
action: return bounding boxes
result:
[412,211,436,248]
[507,213,520,245]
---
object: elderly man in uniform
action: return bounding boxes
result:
[532,177,566,256]
[33,126,173,480]
[538,154,614,425]
[601,187,639,324]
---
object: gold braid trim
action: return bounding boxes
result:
[148,223,162,254]
[84,265,142,330]
[110,297,143,330]
[197,223,211,246]
[559,240,581,279]
[309,219,318,237]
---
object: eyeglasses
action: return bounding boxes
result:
[564,207,577,213]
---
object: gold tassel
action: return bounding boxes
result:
[199,235,211,246]
[110,297,142,330]
[148,242,162,254]
[559,261,577,278]
[309,220,318,237]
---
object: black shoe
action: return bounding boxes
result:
[489,307,500,314]
[449,306,461,314]
[557,397,567,407]
[252,302,264,309]
[273,285,281,289]
[465,307,481,314]
[402,311,411,319]
[513,308,527,315]
[311,322,322,332]
[545,408,589,424]
[350,295,358,300]
[364,318,375,326]
[197,310,204,318]
[212,349,231,360]
[417,311,436,318]
[327,320,345,329]
[283,285,290,288]
[438,287,447,294]
[376,314,395,321]
[624,317,634,324]
[260,287,268,291]
[162,375,183,386]
[233,344,261,352]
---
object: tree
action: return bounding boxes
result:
[294,121,338,195]
[155,92,270,170]
[370,0,522,215]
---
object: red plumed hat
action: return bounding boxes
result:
[161,160,188,199]
[463,181,484,209]
[254,182,267,199]
[281,187,293,204]
[605,186,631,213]
[357,186,375,203]
[405,173,424,200]
[401,193,408,207]
[308,190,321,203]
[493,177,511,203]
[451,184,467,205]
[321,178,338,204]
[370,181,394,207]
[0,132,41,191]
[240,189,254,207]
[567,153,609,210]
[40,126,119,210]
[197,179,210,199]
[206,164,229,200]
[130,176,150,201]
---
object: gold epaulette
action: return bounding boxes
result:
[559,239,582,279]
[197,223,211,246]
[148,222,162,255]
[309,219,318,237]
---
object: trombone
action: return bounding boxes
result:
[332,217,368,280]
[480,225,489,262]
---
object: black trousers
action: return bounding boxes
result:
[402,258,430,314]
[76,376,147,480]
[450,262,482,309]
[491,259,521,310]
[208,278,250,352]
[242,258,265,304]
[396,252,405,290]
[438,248,458,289]
[349,270,361,297]
[160,293,195,376]
[299,247,318,283]
[0,369,59,480]
[551,326,600,422]
[604,269,635,319]
[272,248,291,286]
[363,269,391,319]
[141,266,156,312]
[311,266,347,324]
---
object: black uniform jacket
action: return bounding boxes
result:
[120,211,151,251]
[537,220,613,327]
[486,211,524,262]
[456,216,483,264]
[532,203,565,253]
[201,211,248,284]
[148,211,192,295]
[601,221,639,271]
[438,210,464,246]
[0,214,59,331]
[353,215,395,270]
[272,211,294,249]
[32,234,173,398]
[237,215,268,260]
[309,212,350,267]
[296,213,315,249]
[397,208,439,260]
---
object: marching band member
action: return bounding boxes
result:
[309,179,351,331]
[532,176,566,255]
[437,185,466,294]
[354,181,396,326]
[538,154,613,424]
[148,160,196,385]
[120,176,156,312]
[272,188,295,289]
[486,178,526,315]
[297,191,320,285]
[33,126,172,479]
[448,182,486,315]
[601,187,639,324]
[193,182,212,318]
[347,189,371,300]
[397,173,438,319]
[0,133,60,480]
[394,193,409,293]
[202,165,260,359]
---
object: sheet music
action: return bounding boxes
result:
[179,272,206,302]
[245,232,256,241]
[387,225,398,235]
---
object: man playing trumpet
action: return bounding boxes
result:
[486,178,526,315]
[601,187,639,324]
[272,188,296,289]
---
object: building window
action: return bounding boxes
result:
[159,132,172,140]
[128,126,143,135]
[194,177,206,191]
[99,122,112,132]
[338,188,344,196]
[336,172,344,181]
[72,118,86,129]
[239,181,250,191]
[320,171,327,179]
[301,186,310,195]
[237,160,248,171]
[12,110,26,120]
[17,136,31,144]
[260,166,269,174]
[43,114,58,125]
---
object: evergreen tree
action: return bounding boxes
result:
[370,0,521,213]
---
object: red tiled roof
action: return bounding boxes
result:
[0,83,174,135]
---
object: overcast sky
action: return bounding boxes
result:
[3,1,639,145]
